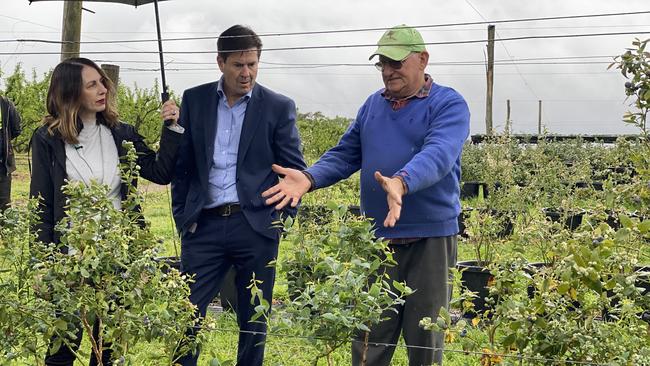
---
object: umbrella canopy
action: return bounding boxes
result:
[31,0,166,5]
[29,0,172,105]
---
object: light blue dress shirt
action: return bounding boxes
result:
[204,78,251,208]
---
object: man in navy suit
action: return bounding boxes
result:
[171,25,306,366]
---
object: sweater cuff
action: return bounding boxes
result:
[393,170,410,195]
[301,170,316,192]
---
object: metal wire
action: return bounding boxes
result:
[204,325,616,365]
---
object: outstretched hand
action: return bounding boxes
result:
[262,164,312,210]
[374,171,406,227]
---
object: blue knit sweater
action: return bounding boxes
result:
[306,82,470,239]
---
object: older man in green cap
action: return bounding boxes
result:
[262,25,470,365]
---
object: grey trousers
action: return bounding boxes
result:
[352,236,457,366]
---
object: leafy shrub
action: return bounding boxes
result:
[251,203,412,366]
[1,142,199,365]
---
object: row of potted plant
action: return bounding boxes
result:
[437,38,650,364]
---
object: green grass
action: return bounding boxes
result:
[9,156,480,365]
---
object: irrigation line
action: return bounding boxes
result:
[88,54,616,66]
[2,30,650,55]
[4,10,650,44]
[112,60,617,73]
[205,325,613,365]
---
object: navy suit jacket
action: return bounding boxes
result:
[171,81,306,239]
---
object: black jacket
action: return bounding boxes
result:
[30,117,182,244]
[0,96,22,176]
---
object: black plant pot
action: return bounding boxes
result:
[457,260,494,318]
[457,210,468,237]
[523,262,550,299]
[155,256,181,274]
[592,166,637,184]
[457,209,513,238]
[492,210,514,237]
[603,211,643,231]
[639,266,650,323]
[286,265,310,302]
[348,205,362,217]
[543,208,585,231]
[298,205,364,225]
[604,265,650,323]
[573,181,604,191]
[604,211,620,230]
[524,261,582,311]
[460,181,489,199]
[285,263,329,303]
[297,205,331,225]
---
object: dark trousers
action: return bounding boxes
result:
[352,236,457,366]
[176,210,279,366]
[45,319,112,366]
[0,173,10,213]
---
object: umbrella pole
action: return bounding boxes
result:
[153,0,169,103]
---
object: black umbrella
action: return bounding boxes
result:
[29,0,173,106]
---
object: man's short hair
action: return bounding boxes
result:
[217,25,263,61]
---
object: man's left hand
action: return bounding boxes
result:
[374,171,406,227]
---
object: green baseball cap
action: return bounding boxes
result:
[369,24,425,61]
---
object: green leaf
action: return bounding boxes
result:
[356,323,371,332]
[54,319,68,331]
[326,201,339,211]
[509,321,521,331]
[253,305,267,316]
[502,333,517,347]
[392,280,406,293]
[584,278,602,293]
[619,215,633,229]
[604,278,617,290]
[438,306,451,325]
[638,220,650,234]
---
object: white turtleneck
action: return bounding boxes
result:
[65,119,122,210]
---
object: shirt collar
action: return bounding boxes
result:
[381,74,433,111]
[381,73,433,102]
[217,77,253,104]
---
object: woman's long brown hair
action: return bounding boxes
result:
[43,57,119,144]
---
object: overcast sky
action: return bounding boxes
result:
[2,0,650,135]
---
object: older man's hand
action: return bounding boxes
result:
[374,171,407,227]
[262,164,312,210]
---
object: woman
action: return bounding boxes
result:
[30,57,182,366]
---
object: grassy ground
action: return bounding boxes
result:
[10,156,479,365]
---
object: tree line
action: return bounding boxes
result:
[0,64,351,159]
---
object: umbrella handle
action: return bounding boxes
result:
[161,91,174,126]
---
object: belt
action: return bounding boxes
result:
[203,203,242,217]
[389,237,422,245]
